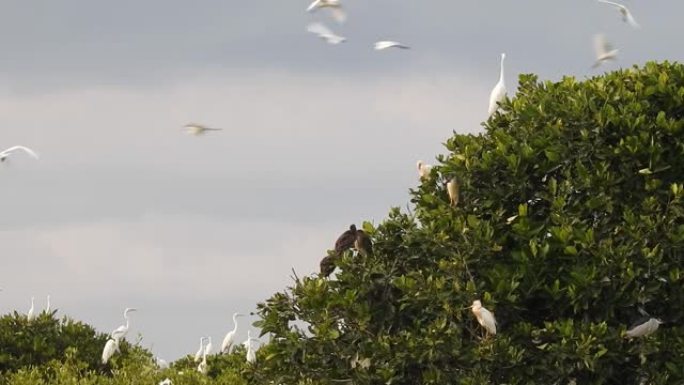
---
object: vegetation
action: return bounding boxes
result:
[2,61,684,384]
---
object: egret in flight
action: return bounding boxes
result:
[488,53,507,116]
[0,146,39,163]
[374,41,410,50]
[306,0,346,24]
[597,0,640,29]
[221,313,246,354]
[183,123,222,136]
[471,300,497,336]
[592,34,618,68]
[307,23,346,45]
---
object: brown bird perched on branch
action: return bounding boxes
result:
[320,254,339,278]
[335,224,358,254]
[354,229,373,257]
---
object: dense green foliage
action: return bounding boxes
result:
[256,61,684,385]
[3,61,684,384]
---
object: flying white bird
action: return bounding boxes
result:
[0,146,39,163]
[110,308,137,341]
[306,0,346,23]
[592,34,619,68]
[221,313,245,354]
[307,23,346,45]
[203,336,213,356]
[374,41,410,51]
[27,297,36,322]
[597,0,640,29]
[102,338,120,364]
[447,178,459,207]
[471,300,497,336]
[625,317,664,338]
[194,337,208,362]
[488,53,507,116]
[183,123,222,136]
[417,160,433,180]
[243,330,258,364]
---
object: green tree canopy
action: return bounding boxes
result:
[255,61,684,385]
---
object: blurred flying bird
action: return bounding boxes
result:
[221,313,245,354]
[597,0,640,29]
[183,123,222,136]
[27,297,36,321]
[625,317,663,338]
[417,160,433,180]
[374,41,410,50]
[307,22,346,45]
[592,34,618,68]
[335,224,358,254]
[471,300,497,336]
[488,53,507,116]
[111,308,137,341]
[447,178,460,207]
[306,0,346,23]
[102,338,119,364]
[0,146,39,163]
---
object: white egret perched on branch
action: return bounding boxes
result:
[243,330,259,364]
[597,0,640,29]
[307,23,346,45]
[110,308,137,341]
[27,297,36,322]
[625,317,664,338]
[183,123,222,136]
[592,34,618,68]
[471,300,497,336]
[417,160,433,180]
[45,295,51,314]
[488,53,507,117]
[374,41,410,51]
[102,338,119,364]
[306,0,346,24]
[0,145,39,163]
[221,313,246,354]
[194,337,208,362]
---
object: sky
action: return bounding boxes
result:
[1,0,683,361]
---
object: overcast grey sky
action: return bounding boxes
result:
[1,0,683,360]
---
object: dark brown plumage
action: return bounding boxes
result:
[354,229,373,257]
[319,255,339,278]
[334,224,357,254]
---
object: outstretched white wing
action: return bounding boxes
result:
[0,145,39,159]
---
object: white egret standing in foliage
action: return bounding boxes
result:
[194,337,207,362]
[45,295,51,314]
[102,338,119,364]
[27,297,36,321]
[471,300,497,336]
[488,53,507,116]
[221,313,245,354]
[0,145,39,163]
[417,160,433,180]
[110,308,137,341]
[203,336,213,356]
[597,0,640,29]
[447,178,459,207]
[244,331,258,364]
[197,347,208,374]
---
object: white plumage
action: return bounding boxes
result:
[244,330,258,364]
[306,0,346,23]
[221,313,245,354]
[110,308,137,341]
[194,337,207,362]
[488,53,507,117]
[592,34,619,68]
[183,123,222,136]
[307,23,346,45]
[374,41,410,51]
[102,338,119,364]
[27,297,36,322]
[417,160,433,180]
[447,178,459,207]
[597,0,640,29]
[203,336,213,356]
[0,146,39,163]
[625,317,663,338]
[471,300,497,336]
